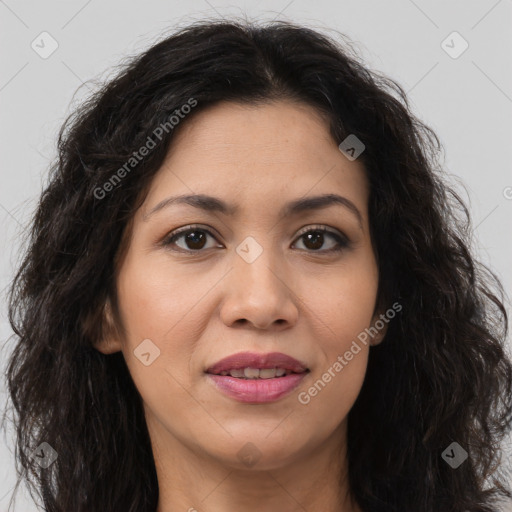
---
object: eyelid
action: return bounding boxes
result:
[294,224,345,239]
[161,224,222,250]
[166,223,219,239]
[161,223,349,252]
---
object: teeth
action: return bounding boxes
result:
[244,367,260,379]
[221,367,293,379]
[259,368,277,379]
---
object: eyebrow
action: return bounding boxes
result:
[144,193,363,227]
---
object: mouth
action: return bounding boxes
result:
[205,351,310,403]
[211,367,301,379]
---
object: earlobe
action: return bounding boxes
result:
[370,331,386,346]
[92,299,123,354]
[369,311,389,346]
[93,336,123,354]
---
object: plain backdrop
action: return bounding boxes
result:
[1,1,511,510]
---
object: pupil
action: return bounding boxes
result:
[305,232,323,250]
[187,231,205,249]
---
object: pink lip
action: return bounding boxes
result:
[207,373,307,403]
[205,351,309,404]
[206,351,308,374]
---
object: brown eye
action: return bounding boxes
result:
[179,230,208,250]
[163,226,220,252]
[162,225,350,255]
[292,227,349,253]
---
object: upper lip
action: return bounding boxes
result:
[206,351,309,375]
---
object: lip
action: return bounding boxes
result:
[205,351,309,404]
[205,351,308,374]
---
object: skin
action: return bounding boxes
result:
[95,100,387,512]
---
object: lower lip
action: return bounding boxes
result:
[207,372,308,403]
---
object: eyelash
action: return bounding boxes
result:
[161,224,350,255]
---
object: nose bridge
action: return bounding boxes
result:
[234,234,284,295]
[222,234,298,329]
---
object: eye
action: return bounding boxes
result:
[162,224,221,252]
[292,226,350,253]
[161,224,350,254]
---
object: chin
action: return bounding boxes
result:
[204,436,309,472]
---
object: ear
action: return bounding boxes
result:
[368,309,390,347]
[92,298,123,354]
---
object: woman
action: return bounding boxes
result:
[4,19,512,512]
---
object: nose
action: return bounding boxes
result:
[219,243,299,331]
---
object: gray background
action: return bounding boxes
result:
[1,0,511,510]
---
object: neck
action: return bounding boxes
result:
[149,416,361,512]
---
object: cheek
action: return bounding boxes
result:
[114,252,205,383]
[117,247,208,334]
[297,349,368,441]
[297,256,377,411]
[113,255,203,431]
[297,284,374,431]
[308,258,379,351]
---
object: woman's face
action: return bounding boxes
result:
[96,100,385,472]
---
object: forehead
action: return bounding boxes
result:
[142,100,369,217]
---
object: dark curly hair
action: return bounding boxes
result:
[3,18,512,512]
